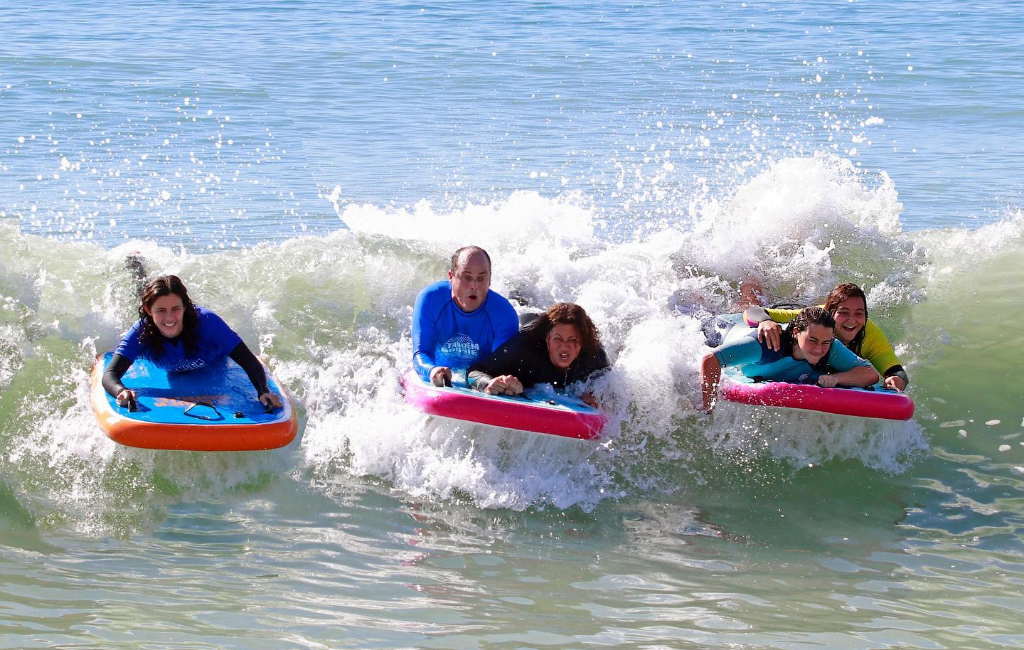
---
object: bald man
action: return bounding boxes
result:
[412,246,519,386]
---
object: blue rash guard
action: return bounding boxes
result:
[714,328,871,384]
[115,305,243,373]
[412,280,520,381]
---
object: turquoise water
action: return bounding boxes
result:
[2,2,1023,648]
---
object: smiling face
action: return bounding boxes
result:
[145,294,186,338]
[832,296,867,345]
[448,250,491,312]
[546,323,582,370]
[792,323,834,364]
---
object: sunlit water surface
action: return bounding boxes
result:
[2,2,1023,648]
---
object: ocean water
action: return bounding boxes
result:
[2,1,1023,648]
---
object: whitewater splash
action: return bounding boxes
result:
[312,154,937,503]
[7,153,1022,527]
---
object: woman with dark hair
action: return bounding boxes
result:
[467,302,609,405]
[102,275,282,411]
[742,283,909,391]
[701,306,879,412]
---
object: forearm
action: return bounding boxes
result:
[831,365,879,387]
[413,352,438,381]
[884,365,909,388]
[743,306,771,327]
[229,342,270,396]
[467,369,493,392]
[411,299,438,381]
[101,354,133,397]
[700,354,722,411]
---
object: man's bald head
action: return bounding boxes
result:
[450,246,491,274]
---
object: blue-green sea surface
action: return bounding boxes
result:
[2,1,1023,648]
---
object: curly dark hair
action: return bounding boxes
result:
[782,306,836,370]
[137,275,199,358]
[524,303,601,354]
[788,306,836,336]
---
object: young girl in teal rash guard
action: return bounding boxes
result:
[700,306,879,412]
[102,275,282,411]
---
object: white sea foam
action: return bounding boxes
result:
[4,153,1023,516]
[316,156,934,501]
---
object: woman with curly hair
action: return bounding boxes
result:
[468,302,609,406]
[101,275,281,411]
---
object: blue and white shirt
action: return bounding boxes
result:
[412,280,519,381]
[115,306,243,373]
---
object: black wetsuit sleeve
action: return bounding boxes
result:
[569,346,611,385]
[884,364,910,388]
[466,367,494,391]
[590,346,611,376]
[228,342,270,396]
[468,334,531,391]
[101,353,134,398]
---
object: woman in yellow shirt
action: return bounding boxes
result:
[742,283,909,391]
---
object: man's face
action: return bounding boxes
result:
[448,251,491,312]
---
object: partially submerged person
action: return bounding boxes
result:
[669,275,764,316]
[743,283,909,391]
[102,275,282,411]
[468,302,609,407]
[701,306,879,412]
[412,246,520,387]
[669,274,766,348]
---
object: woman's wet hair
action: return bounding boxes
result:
[823,283,868,319]
[525,302,601,354]
[822,283,868,354]
[138,275,199,357]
